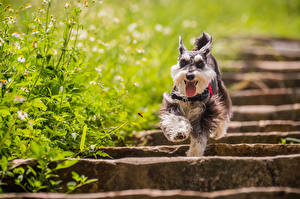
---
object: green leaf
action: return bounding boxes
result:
[71,171,81,182]
[0,109,10,117]
[26,165,37,176]
[55,160,78,170]
[0,156,8,171]
[96,151,112,159]
[286,137,300,143]
[85,179,98,184]
[80,125,87,151]
[31,99,47,111]
[29,141,41,159]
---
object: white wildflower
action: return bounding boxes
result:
[92,46,98,52]
[32,29,39,35]
[32,40,37,48]
[163,27,172,35]
[17,110,28,120]
[136,48,144,54]
[6,16,16,24]
[120,82,125,88]
[42,0,50,6]
[28,120,34,127]
[12,32,20,38]
[182,20,197,28]
[52,49,57,55]
[89,25,96,30]
[21,87,29,93]
[89,37,95,42]
[15,42,21,49]
[134,82,140,87]
[14,95,25,103]
[113,17,119,24]
[25,4,32,8]
[39,8,46,13]
[114,75,124,82]
[89,81,96,85]
[90,145,96,151]
[98,49,104,53]
[155,24,163,32]
[97,10,107,17]
[95,65,103,73]
[78,29,87,40]
[0,37,4,46]
[65,2,71,8]
[71,132,77,140]
[17,56,25,63]
[128,23,137,32]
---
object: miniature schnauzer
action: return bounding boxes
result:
[159,32,232,156]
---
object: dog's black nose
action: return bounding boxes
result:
[186,73,195,81]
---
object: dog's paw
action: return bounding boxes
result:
[160,114,192,143]
[209,132,224,140]
[172,131,189,142]
[186,146,204,156]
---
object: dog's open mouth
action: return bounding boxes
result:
[184,80,198,97]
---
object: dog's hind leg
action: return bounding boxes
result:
[187,98,224,156]
[210,115,230,140]
[187,133,208,156]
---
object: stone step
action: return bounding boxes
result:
[6,155,300,192]
[241,46,300,61]
[94,144,300,159]
[223,72,300,90]
[232,104,300,121]
[1,187,300,199]
[222,36,300,61]
[133,130,300,146]
[221,60,300,73]
[229,120,300,132]
[214,132,300,144]
[230,88,300,105]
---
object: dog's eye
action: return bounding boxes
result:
[195,61,205,69]
[179,59,189,68]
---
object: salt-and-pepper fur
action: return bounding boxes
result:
[159,32,232,156]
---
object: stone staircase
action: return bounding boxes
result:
[2,37,300,198]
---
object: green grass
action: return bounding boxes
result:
[0,0,299,192]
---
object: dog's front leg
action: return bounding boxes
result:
[159,94,192,142]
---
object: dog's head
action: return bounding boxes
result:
[171,32,216,98]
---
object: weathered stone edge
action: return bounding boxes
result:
[1,187,300,199]
[93,144,300,158]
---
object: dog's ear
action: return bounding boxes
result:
[193,32,212,56]
[178,36,187,55]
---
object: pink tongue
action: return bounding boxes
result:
[186,82,196,97]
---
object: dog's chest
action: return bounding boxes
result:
[178,101,204,121]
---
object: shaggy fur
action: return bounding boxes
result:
[159,32,232,156]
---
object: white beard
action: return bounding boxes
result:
[171,64,216,97]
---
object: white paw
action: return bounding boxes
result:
[160,114,192,143]
[171,131,189,142]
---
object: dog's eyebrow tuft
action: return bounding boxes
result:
[194,54,203,62]
[181,54,190,61]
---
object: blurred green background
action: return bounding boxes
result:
[1,0,300,154]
